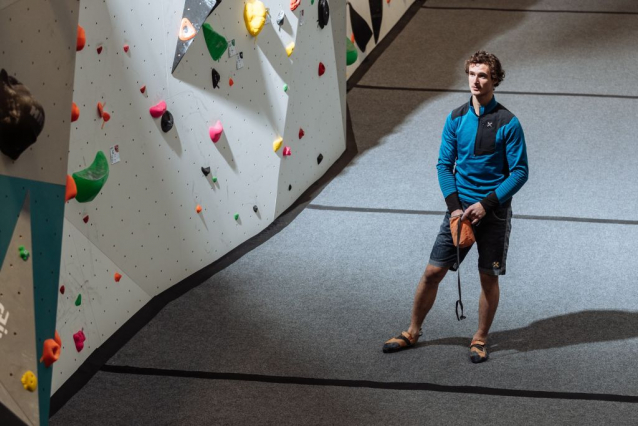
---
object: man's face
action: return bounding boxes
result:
[468,63,494,98]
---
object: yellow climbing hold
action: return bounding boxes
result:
[244,0,267,37]
[286,42,295,57]
[21,371,37,392]
[273,137,283,152]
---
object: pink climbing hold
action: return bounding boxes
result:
[123,44,130,53]
[149,101,167,118]
[283,146,292,156]
[209,120,223,143]
[73,330,86,352]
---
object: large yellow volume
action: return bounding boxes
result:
[244,0,267,37]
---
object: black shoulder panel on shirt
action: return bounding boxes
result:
[451,103,469,120]
[491,103,515,128]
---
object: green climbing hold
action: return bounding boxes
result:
[75,294,82,306]
[234,213,239,220]
[311,0,315,4]
[18,246,29,261]
[202,23,228,61]
[283,84,288,92]
[212,176,218,183]
[346,37,358,66]
[72,151,110,203]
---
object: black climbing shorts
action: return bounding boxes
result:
[428,199,513,276]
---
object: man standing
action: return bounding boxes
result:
[382,51,529,363]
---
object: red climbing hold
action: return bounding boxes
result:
[60,286,65,295]
[299,128,305,139]
[283,146,292,156]
[291,0,301,11]
[83,215,89,223]
[140,85,146,94]
[318,62,326,76]
[97,46,103,54]
[97,102,104,118]
[114,272,122,282]
[123,44,130,53]
[229,78,234,87]
[102,111,111,122]
[65,174,77,202]
[71,102,80,122]
[150,101,167,118]
[77,25,86,51]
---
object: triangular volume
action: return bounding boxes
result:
[348,3,373,53]
[369,0,383,45]
[171,0,223,73]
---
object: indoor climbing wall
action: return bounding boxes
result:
[0,1,79,425]
[346,0,414,77]
[53,0,347,394]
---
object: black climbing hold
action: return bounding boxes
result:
[161,111,174,132]
[317,153,323,164]
[201,166,211,176]
[253,205,258,213]
[212,68,220,88]
[0,69,45,160]
[317,0,329,29]
[369,0,383,44]
[288,184,292,191]
[348,4,372,52]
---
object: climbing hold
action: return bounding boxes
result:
[253,205,258,213]
[346,37,358,65]
[234,213,239,221]
[351,33,355,43]
[178,17,197,41]
[273,137,283,152]
[0,69,45,160]
[140,85,146,94]
[60,286,65,295]
[123,44,130,53]
[317,0,330,29]
[291,0,301,11]
[75,294,82,306]
[212,176,218,183]
[77,25,86,51]
[283,146,292,156]
[283,84,288,92]
[73,330,86,352]
[114,272,122,282]
[318,62,326,76]
[288,184,292,190]
[65,174,77,202]
[201,166,211,176]
[196,204,202,213]
[18,245,29,261]
[209,120,223,143]
[39,331,61,368]
[161,111,174,132]
[202,23,228,61]
[71,102,80,122]
[21,371,37,392]
[348,3,372,52]
[72,151,110,203]
[229,78,234,87]
[102,111,111,123]
[276,10,285,27]
[369,0,383,44]
[299,128,305,139]
[83,215,89,223]
[244,0,267,37]
[150,100,167,118]
[97,102,104,118]
[212,69,221,89]
[96,46,103,54]
[317,153,323,164]
[286,42,295,57]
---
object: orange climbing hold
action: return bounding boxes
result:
[77,25,86,51]
[290,0,301,11]
[40,331,62,368]
[196,204,203,213]
[114,272,122,282]
[140,85,146,94]
[179,17,197,41]
[65,174,77,202]
[97,102,104,118]
[71,102,80,122]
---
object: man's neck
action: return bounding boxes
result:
[472,93,493,116]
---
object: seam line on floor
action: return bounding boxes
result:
[421,5,638,15]
[353,85,638,100]
[100,365,638,404]
[306,205,638,226]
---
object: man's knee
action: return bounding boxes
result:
[479,271,499,287]
[425,264,448,284]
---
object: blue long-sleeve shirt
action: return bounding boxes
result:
[437,96,529,212]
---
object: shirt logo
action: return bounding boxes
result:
[486,121,493,128]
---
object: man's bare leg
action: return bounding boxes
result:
[407,264,449,339]
[472,272,500,343]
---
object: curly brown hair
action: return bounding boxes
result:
[464,50,505,87]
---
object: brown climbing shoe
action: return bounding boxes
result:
[470,340,489,363]
[382,330,420,353]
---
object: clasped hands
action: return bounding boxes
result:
[451,202,485,225]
